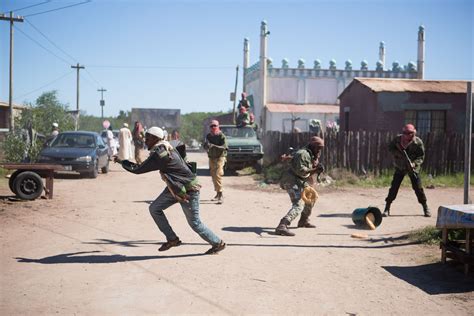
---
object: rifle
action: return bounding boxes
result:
[396,144,418,181]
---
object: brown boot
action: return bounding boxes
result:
[297,213,316,228]
[275,219,295,236]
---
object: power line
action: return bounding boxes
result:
[25,18,77,64]
[24,0,91,18]
[14,70,74,101]
[87,65,235,69]
[3,1,51,14]
[84,68,102,87]
[14,25,71,65]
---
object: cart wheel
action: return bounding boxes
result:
[8,170,23,195]
[13,171,44,200]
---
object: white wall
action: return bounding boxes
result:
[266,111,339,132]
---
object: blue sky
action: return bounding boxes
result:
[1,0,472,117]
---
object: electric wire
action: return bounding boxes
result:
[14,25,71,65]
[25,18,77,64]
[84,68,103,87]
[24,0,91,18]
[87,65,234,69]
[14,70,74,101]
[3,1,51,14]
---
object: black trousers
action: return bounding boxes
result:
[385,169,427,205]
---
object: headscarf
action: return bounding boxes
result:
[401,124,416,148]
[209,119,221,136]
[133,121,144,139]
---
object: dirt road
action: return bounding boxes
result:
[1,152,473,315]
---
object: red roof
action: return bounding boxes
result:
[266,103,339,113]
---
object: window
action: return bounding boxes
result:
[404,110,446,133]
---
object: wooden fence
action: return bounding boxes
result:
[262,131,474,175]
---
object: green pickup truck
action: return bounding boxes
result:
[220,125,264,173]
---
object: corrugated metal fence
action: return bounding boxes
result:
[262,131,473,175]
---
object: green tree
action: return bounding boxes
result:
[180,111,225,144]
[18,90,75,135]
[2,91,75,162]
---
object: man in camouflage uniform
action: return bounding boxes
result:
[384,123,430,217]
[275,136,325,236]
[204,120,227,204]
[236,106,251,128]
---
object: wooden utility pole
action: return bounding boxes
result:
[71,63,85,130]
[0,12,24,132]
[465,82,472,204]
[97,87,107,119]
[232,65,239,124]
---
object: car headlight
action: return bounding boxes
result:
[253,145,262,153]
[76,155,92,162]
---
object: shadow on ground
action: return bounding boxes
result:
[15,250,204,264]
[383,263,474,294]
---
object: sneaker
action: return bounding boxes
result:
[424,209,432,217]
[205,241,226,255]
[211,194,219,201]
[158,238,182,252]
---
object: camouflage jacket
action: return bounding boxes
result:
[388,135,425,173]
[280,147,320,190]
[204,132,227,159]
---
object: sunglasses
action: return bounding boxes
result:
[210,125,218,128]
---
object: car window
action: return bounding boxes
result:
[221,127,255,138]
[97,136,105,147]
[51,134,96,148]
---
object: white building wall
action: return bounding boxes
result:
[268,111,339,133]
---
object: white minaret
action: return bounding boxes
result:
[417,25,425,79]
[259,20,269,127]
[243,38,249,92]
[379,41,385,68]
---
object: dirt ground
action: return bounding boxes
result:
[1,152,473,315]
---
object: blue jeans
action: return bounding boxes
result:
[149,188,221,246]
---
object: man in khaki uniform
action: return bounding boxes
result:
[204,120,227,204]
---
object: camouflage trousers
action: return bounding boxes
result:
[282,186,313,223]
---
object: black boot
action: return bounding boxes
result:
[422,203,431,217]
[297,213,316,228]
[383,203,391,217]
[275,219,295,236]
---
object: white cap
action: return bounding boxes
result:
[52,122,58,128]
[123,122,129,127]
[146,126,164,139]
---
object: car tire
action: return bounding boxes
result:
[254,159,263,174]
[13,171,44,200]
[101,159,109,174]
[8,170,23,195]
[89,161,99,178]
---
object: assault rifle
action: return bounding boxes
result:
[396,144,418,181]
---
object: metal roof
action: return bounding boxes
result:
[266,103,339,113]
[354,78,468,94]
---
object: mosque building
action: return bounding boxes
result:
[242,21,425,133]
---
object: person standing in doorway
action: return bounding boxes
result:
[204,120,227,204]
[383,123,430,217]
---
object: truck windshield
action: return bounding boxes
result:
[220,126,256,138]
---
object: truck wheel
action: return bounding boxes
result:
[8,170,22,195]
[13,171,44,200]
[254,159,263,174]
